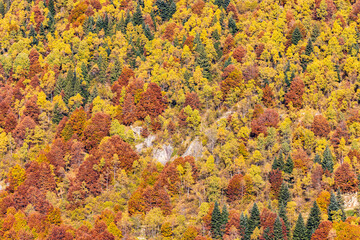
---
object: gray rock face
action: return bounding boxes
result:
[135,135,156,153]
[182,138,203,159]
[131,126,142,137]
[153,144,173,165]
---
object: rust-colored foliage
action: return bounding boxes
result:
[260,208,288,239]
[242,64,259,82]
[311,115,330,138]
[224,210,240,236]
[255,43,265,59]
[311,221,332,240]
[223,35,235,55]
[46,138,66,177]
[251,109,279,136]
[163,23,177,42]
[192,0,205,15]
[83,112,111,150]
[111,66,135,104]
[97,135,139,172]
[262,85,274,107]
[122,93,137,125]
[32,5,44,30]
[23,96,40,123]
[226,3,239,21]
[284,77,305,108]
[13,116,36,145]
[158,156,198,196]
[331,121,350,147]
[233,46,246,64]
[184,92,201,110]
[292,148,311,172]
[4,110,17,133]
[268,169,283,198]
[220,68,242,99]
[47,225,74,240]
[136,82,167,120]
[226,174,246,202]
[62,107,87,140]
[350,0,360,21]
[29,48,42,79]
[334,163,358,193]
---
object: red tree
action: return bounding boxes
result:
[284,77,305,108]
[251,109,279,136]
[226,174,246,202]
[136,82,166,120]
[12,116,36,145]
[311,115,330,138]
[262,85,274,107]
[334,163,358,193]
[331,121,350,147]
[311,221,332,240]
[268,169,283,198]
[233,46,246,63]
[83,112,111,150]
[184,92,201,110]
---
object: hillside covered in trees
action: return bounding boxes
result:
[2,0,360,239]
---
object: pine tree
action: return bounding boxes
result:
[52,103,64,124]
[279,183,291,207]
[48,0,56,16]
[118,14,126,33]
[144,24,153,40]
[322,145,334,173]
[328,192,340,221]
[306,201,321,239]
[284,155,294,174]
[336,189,346,221]
[273,215,283,240]
[222,0,230,9]
[0,1,5,17]
[211,202,222,238]
[150,10,157,31]
[64,70,75,103]
[272,156,279,170]
[29,25,38,46]
[263,227,271,240]
[214,0,223,8]
[133,4,143,26]
[292,27,302,45]
[110,59,122,84]
[239,213,248,239]
[212,29,220,41]
[168,0,176,20]
[305,39,313,56]
[221,205,229,236]
[196,44,211,79]
[247,203,260,237]
[279,203,290,237]
[314,154,321,164]
[228,16,237,35]
[293,213,307,240]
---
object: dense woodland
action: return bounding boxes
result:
[2,0,360,239]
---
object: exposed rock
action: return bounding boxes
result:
[131,126,142,137]
[182,137,203,159]
[153,144,173,165]
[144,135,156,148]
[343,193,359,210]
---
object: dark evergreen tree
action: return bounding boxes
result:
[292,27,302,45]
[29,25,38,46]
[211,202,222,239]
[247,203,260,237]
[214,41,222,60]
[328,192,340,221]
[144,24,153,40]
[322,145,334,173]
[293,213,307,240]
[239,213,248,239]
[224,57,232,69]
[263,227,271,240]
[272,156,279,170]
[52,103,64,124]
[39,23,45,37]
[306,201,321,239]
[89,86,98,103]
[336,189,346,221]
[64,70,76,103]
[284,155,294,174]
[196,44,211,79]
[305,39,313,56]
[314,154,321,164]
[125,10,132,28]
[169,0,176,20]
[279,183,290,207]
[118,14,126,33]
[273,215,283,240]
[0,1,5,17]
[228,16,237,35]
[221,205,229,236]
[133,4,143,26]
[110,59,122,84]
[214,0,223,8]
[222,0,230,9]
[212,29,220,41]
[279,203,290,237]
[48,0,56,16]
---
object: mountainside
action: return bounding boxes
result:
[1,0,360,239]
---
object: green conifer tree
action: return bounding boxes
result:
[246,203,260,237]
[305,39,313,56]
[221,205,229,236]
[293,213,307,240]
[322,146,334,173]
[328,192,340,221]
[314,154,321,164]
[48,0,56,16]
[228,16,237,35]
[273,215,283,240]
[211,202,222,238]
[279,203,290,237]
[306,201,321,239]
[336,189,346,221]
[133,4,143,26]
[279,183,291,207]
[292,27,302,45]
[239,213,248,239]
[284,155,294,174]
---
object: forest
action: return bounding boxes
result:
[1,0,360,239]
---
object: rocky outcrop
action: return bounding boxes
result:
[182,137,203,159]
[153,144,173,165]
